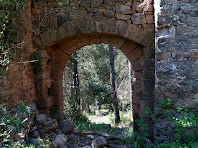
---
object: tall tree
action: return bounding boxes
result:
[108,45,120,124]
[128,61,133,119]
[71,52,80,105]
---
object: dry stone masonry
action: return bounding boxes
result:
[0,0,197,143]
[154,0,198,143]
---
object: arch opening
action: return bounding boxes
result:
[34,34,155,141]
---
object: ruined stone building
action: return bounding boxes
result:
[0,0,197,143]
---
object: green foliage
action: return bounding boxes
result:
[60,0,69,6]
[0,101,50,147]
[29,52,44,74]
[159,98,174,109]
[75,122,118,136]
[63,96,88,122]
[109,110,132,126]
[0,67,5,75]
[0,0,28,69]
[119,100,198,147]
[87,82,109,104]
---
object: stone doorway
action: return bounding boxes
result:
[34,33,155,140]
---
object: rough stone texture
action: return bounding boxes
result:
[36,114,47,124]
[0,0,175,143]
[91,136,108,148]
[59,120,75,135]
[51,134,68,148]
[0,0,36,108]
[155,0,198,143]
[40,119,58,134]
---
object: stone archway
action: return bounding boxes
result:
[33,15,154,140]
[35,35,154,139]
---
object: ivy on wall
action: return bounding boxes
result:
[0,0,28,73]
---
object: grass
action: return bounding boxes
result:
[75,108,133,137]
[85,108,133,127]
[75,122,118,136]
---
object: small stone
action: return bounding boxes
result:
[67,134,79,142]
[51,134,68,148]
[116,5,132,14]
[104,0,115,4]
[131,13,146,24]
[116,14,131,20]
[80,0,91,8]
[92,136,108,148]
[103,11,115,18]
[58,13,69,25]
[146,15,154,24]
[91,0,103,8]
[36,114,47,124]
[66,142,74,148]
[41,119,58,134]
[59,120,75,135]
[29,130,40,138]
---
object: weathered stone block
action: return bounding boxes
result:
[146,15,154,24]
[57,13,69,25]
[92,136,108,148]
[103,11,115,18]
[40,14,57,28]
[134,71,143,80]
[104,0,115,4]
[134,87,142,100]
[80,0,91,8]
[120,40,139,55]
[116,14,131,20]
[91,0,103,8]
[127,47,143,63]
[116,5,132,14]
[132,57,144,71]
[143,69,155,79]
[131,13,146,24]
[109,36,126,49]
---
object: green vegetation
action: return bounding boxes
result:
[159,98,174,109]
[0,0,28,72]
[63,96,88,122]
[75,122,118,136]
[0,101,50,147]
[119,102,198,148]
[63,44,131,125]
[29,52,44,74]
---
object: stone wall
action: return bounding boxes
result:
[1,0,198,143]
[155,0,198,143]
[0,0,36,108]
[32,0,154,48]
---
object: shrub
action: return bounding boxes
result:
[63,96,88,122]
[0,101,50,147]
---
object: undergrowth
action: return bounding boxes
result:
[0,101,50,147]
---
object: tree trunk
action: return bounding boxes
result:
[108,45,120,124]
[128,61,133,119]
[71,52,80,106]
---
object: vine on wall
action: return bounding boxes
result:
[0,0,28,74]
